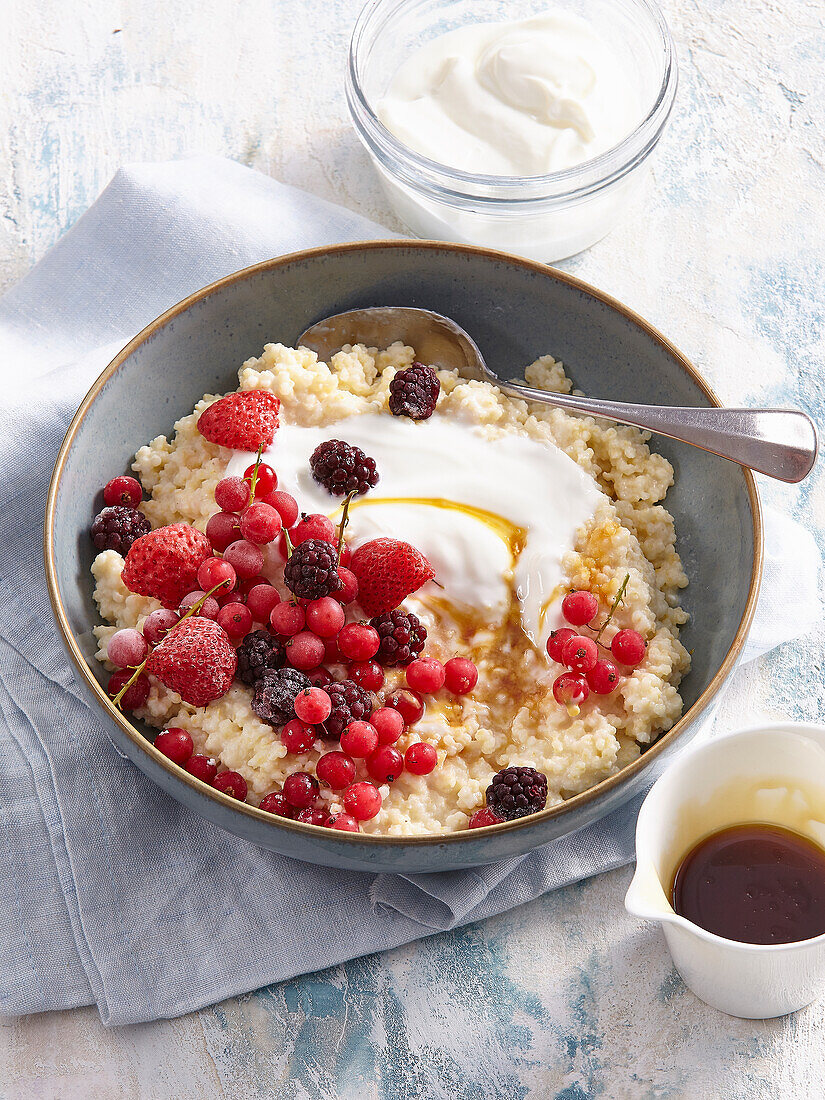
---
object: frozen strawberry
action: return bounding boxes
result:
[146,617,237,707]
[350,538,435,617]
[197,390,280,451]
[122,523,212,609]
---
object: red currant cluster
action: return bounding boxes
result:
[546,587,646,713]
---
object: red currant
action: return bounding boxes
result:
[335,567,359,604]
[338,622,380,661]
[213,771,248,800]
[308,667,334,688]
[185,754,218,783]
[297,807,329,826]
[281,718,316,754]
[546,627,577,663]
[348,660,384,692]
[179,591,219,620]
[327,812,360,832]
[244,461,277,497]
[197,556,237,595]
[305,597,346,638]
[293,513,336,546]
[107,669,150,710]
[240,502,282,545]
[206,511,242,552]
[103,475,142,508]
[367,745,404,784]
[611,629,647,667]
[468,807,503,829]
[270,601,305,637]
[339,545,352,567]
[294,686,332,724]
[316,751,356,790]
[286,631,325,671]
[263,489,298,528]
[223,539,264,579]
[404,742,437,776]
[283,771,320,809]
[340,720,379,758]
[561,634,598,674]
[142,608,180,645]
[443,657,478,695]
[154,727,193,765]
[259,790,294,817]
[323,637,342,665]
[562,590,598,627]
[343,782,382,821]
[384,689,424,726]
[405,658,445,694]
[371,707,404,745]
[552,672,590,709]
[107,628,148,668]
[216,602,253,640]
[587,658,620,695]
[214,476,251,513]
[246,583,281,623]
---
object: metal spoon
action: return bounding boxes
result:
[298,307,818,483]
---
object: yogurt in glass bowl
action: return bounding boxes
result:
[346,0,678,261]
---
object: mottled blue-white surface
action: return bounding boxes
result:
[1,0,824,1096]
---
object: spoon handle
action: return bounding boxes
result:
[498,382,818,483]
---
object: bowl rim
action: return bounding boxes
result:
[45,238,763,848]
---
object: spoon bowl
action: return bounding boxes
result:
[299,306,818,483]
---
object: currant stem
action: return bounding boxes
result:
[336,490,357,566]
[283,527,295,560]
[593,572,630,645]
[109,579,230,710]
[248,444,264,502]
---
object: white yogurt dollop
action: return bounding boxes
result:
[228,412,604,651]
[377,11,639,177]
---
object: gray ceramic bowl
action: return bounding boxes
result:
[45,241,762,873]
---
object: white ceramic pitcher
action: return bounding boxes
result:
[625,722,825,1018]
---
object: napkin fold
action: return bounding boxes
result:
[0,156,820,1025]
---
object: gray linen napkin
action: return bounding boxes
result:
[0,156,819,1025]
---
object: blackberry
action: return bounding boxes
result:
[486,766,548,821]
[370,609,426,666]
[251,667,311,727]
[236,629,286,685]
[283,539,342,600]
[310,439,379,497]
[388,362,440,421]
[90,506,151,554]
[322,678,373,739]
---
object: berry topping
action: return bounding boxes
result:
[236,629,286,685]
[370,609,427,666]
[146,617,237,707]
[142,608,180,645]
[552,671,590,712]
[486,766,548,821]
[285,631,326,671]
[185,754,219,783]
[351,538,435,616]
[240,502,282,545]
[283,771,320,809]
[259,790,294,818]
[404,741,438,776]
[154,727,193,765]
[91,506,151,555]
[305,597,346,638]
[179,590,219,620]
[103,475,143,508]
[107,669,150,710]
[213,771,248,801]
[443,657,478,695]
[281,718,316,754]
[367,745,404,784]
[293,686,332,725]
[546,627,577,663]
[468,807,504,829]
[316,751,357,790]
[338,622,380,662]
[214,476,251,513]
[246,583,281,623]
[297,807,330,826]
[270,601,306,636]
[327,812,360,832]
[107,628,148,669]
[335,567,359,605]
[223,539,265,580]
[197,390,281,451]
[611,628,647,667]
[340,720,379,758]
[206,511,242,552]
[343,782,382,821]
[587,658,620,695]
[216,602,253,640]
[322,678,373,740]
[388,362,440,420]
[243,461,277,496]
[310,439,380,497]
[265,490,299,529]
[405,657,446,694]
[251,667,311,727]
[383,688,425,726]
[348,660,384,692]
[283,539,343,601]
[122,523,212,609]
[197,556,237,595]
[293,513,337,546]
[371,706,404,745]
[562,590,599,627]
[561,634,598,674]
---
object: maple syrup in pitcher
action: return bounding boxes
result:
[671,823,825,945]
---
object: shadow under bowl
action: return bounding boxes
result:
[45,240,762,873]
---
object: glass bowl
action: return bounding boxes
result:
[347,0,678,261]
